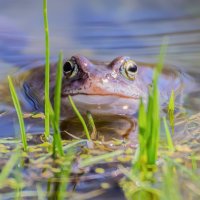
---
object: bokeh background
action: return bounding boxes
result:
[0,0,200,77]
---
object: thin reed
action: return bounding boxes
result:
[7,76,28,151]
[68,95,91,140]
[168,90,175,135]
[54,51,63,125]
[43,0,50,138]
[163,117,175,151]
[0,150,20,188]
[50,51,64,157]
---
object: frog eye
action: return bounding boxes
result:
[120,60,138,80]
[63,60,78,78]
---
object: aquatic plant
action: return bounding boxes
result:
[0,149,20,188]
[54,51,63,127]
[120,43,169,199]
[50,51,64,157]
[168,90,175,134]
[133,43,167,173]
[8,76,28,151]
[163,117,175,151]
[87,111,98,140]
[68,95,91,140]
[43,0,50,138]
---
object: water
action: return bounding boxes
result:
[0,1,200,199]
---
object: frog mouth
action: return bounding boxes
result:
[61,92,140,100]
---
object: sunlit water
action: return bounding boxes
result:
[0,0,200,137]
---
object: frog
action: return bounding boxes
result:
[0,55,185,139]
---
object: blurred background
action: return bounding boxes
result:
[0,0,200,75]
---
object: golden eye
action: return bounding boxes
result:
[120,60,138,80]
[63,60,78,78]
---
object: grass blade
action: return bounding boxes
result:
[43,0,50,138]
[168,90,175,135]
[49,102,64,157]
[8,76,28,151]
[161,159,181,200]
[57,152,74,200]
[86,111,97,140]
[80,150,123,168]
[54,51,63,125]
[134,41,168,170]
[134,98,147,170]
[147,42,167,165]
[163,117,174,152]
[68,95,91,140]
[50,51,64,157]
[147,86,160,164]
[0,150,20,187]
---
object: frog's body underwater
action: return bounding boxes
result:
[0,55,186,139]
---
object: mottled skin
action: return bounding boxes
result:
[0,55,184,138]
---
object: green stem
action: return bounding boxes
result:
[43,0,50,138]
[68,95,91,140]
[8,76,28,151]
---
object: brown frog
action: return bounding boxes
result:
[0,55,185,139]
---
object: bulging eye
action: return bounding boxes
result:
[63,59,78,78]
[120,60,138,80]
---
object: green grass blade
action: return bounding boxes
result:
[148,86,160,164]
[57,152,74,200]
[161,159,181,200]
[165,157,198,181]
[134,98,147,170]
[163,117,175,152]
[43,0,50,138]
[138,98,146,138]
[49,102,64,157]
[146,41,167,165]
[191,154,197,171]
[8,76,28,151]
[13,158,23,200]
[86,111,97,140]
[54,51,63,125]
[0,150,20,187]
[135,41,168,168]
[50,51,64,157]
[153,38,168,85]
[80,150,123,168]
[68,95,91,140]
[146,94,153,140]
[168,90,175,135]
[62,139,87,151]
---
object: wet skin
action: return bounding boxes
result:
[0,55,184,139]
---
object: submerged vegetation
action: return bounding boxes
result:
[0,0,199,199]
